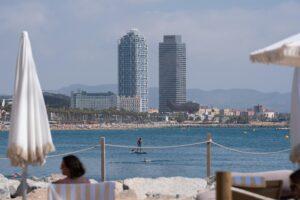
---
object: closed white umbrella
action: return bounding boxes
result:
[250,33,300,163]
[1,99,5,107]
[7,31,55,199]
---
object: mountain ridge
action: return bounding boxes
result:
[44,84,290,113]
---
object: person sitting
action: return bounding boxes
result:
[290,169,300,200]
[54,155,90,184]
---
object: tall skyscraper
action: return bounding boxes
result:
[118,29,148,112]
[159,35,186,113]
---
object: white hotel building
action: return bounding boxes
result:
[71,91,141,112]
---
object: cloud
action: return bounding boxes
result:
[124,0,166,4]
[0,1,298,94]
[108,2,298,91]
[0,2,48,32]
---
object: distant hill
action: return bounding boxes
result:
[187,89,290,113]
[0,93,71,109]
[53,84,117,95]
[49,84,290,112]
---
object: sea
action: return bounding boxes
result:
[0,127,295,181]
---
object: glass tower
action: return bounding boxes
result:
[159,35,186,113]
[118,29,148,112]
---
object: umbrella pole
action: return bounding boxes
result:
[22,164,28,200]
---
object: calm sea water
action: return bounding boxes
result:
[0,127,295,181]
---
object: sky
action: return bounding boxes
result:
[0,0,299,94]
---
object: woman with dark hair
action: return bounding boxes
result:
[54,155,90,184]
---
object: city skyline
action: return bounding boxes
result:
[0,1,299,95]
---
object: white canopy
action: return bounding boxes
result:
[250,33,300,163]
[7,31,55,168]
[250,33,300,67]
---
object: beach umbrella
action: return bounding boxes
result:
[7,31,55,199]
[250,33,300,163]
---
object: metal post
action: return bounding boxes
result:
[22,165,28,200]
[100,137,106,182]
[206,133,212,178]
[216,171,232,200]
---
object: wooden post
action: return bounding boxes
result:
[100,137,106,182]
[216,171,232,200]
[206,133,212,178]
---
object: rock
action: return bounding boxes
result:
[116,189,138,200]
[114,181,123,195]
[145,193,191,200]
[31,176,40,181]
[195,189,215,200]
[49,174,66,182]
[8,179,20,195]
[124,177,207,200]
[14,188,48,200]
[27,179,49,189]
[0,174,10,199]
[123,184,129,190]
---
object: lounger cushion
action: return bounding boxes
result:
[232,176,266,188]
[232,170,292,198]
[48,182,115,200]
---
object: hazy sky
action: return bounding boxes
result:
[0,0,299,94]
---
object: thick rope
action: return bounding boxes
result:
[106,141,208,149]
[0,139,291,159]
[212,141,290,155]
[0,145,99,160]
[47,145,99,158]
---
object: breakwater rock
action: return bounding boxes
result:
[0,174,208,200]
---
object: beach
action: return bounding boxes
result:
[0,121,289,132]
[0,174,208,200]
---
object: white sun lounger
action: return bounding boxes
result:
[48,182,115,200]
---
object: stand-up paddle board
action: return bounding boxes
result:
[131,149,147,154]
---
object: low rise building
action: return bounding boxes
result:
[233,109,241,116]
[247,109,255,117]
[71,91,118,110]
[211,108,220,115]
[263,111,276,119]
[220,109,234,116]
[254,104,265,114]
[119,96,141,112]
[148,108,159,113]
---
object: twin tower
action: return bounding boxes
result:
[118,29,186,113]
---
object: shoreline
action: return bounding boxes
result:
[0,174,208,200]
[0,121,289,132]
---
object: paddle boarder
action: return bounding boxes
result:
[137,137,142,153]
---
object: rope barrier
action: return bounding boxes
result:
[0,145,100,160]
[212,141,290,155]
[47,145,99,158]
[0,140,291,159]
[106,141,208,149]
